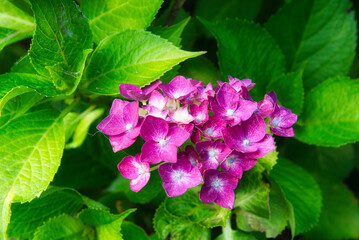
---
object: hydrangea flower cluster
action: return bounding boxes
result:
[97,76,297,209]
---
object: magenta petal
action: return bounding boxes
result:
[123,101,139,126]
[172,156,192,172]
[190,100,209,125]
[222,125,245,150]
[257,94,275,117]
[199,185,218,203]
[182,167,203,188]
[243,115,267,143]
[141,80,161,96]
[119,84,142,100]
[97,115,126,135]
[159,144,178,163]
[109,134,136,152]
[163,182,188,197]
[219,172,239,189]
[140,116,169,141]
[110,99,128,115]
[126,118,143,139]
[200,115,226,138]
[215,187,235,209]
[220,157,243,179]
[216,83,239,110]
[130,173,150,192]
[235,99,257,122]
[248,134,275,158]
[117,155,140,179]
[167,126,190,146]
[191,128,201,144]
[271,126,295,137]
[158,163,173,182]
[141,140,162,164]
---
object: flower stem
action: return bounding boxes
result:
[150,162,165,171]
[222,215,233,240]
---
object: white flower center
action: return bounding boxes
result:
[212,180,221,189]
[226,109,235,116]
[173,92,180,99]
[208,149,216,158]
[272,119,279,127]
[228,157,235,164]
[196,114,204,122]
[243,139,250,147]
[205,128,214,136]
[159,139,167,147]
[174,171,183,180]
[138,166,145,175]
[126,123,133,131]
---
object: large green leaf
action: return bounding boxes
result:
[121,222,149,240]
[78,208,136,240]
[270,158,322,236]
[0,0,33,30]
[0,109,65,238]
[85,30,204,95]
[29,0,93,93]
[33,214,91,240]
[7,188,83,239]
[153,202,210,240]
[81,0,163,43]
[200,19,285,100]
[295,77,359,147]
[303,177,359,240]
[234,165,270,219]
[0,27,33,52]
[265,0,357,89]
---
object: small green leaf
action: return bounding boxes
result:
[267,70,304,115]
[270,158,322,236]
[65,107,104,149]
[78,208,136,240]
[85,30,205,95]
[7,188,83,239]
[200,18,285,100]
[265,0,357,89]
[153,202,210,240]
[0,109,65,238]
[257,149,278,172]
[33,214,91,240]
[121,222,149,240]
[303,177,359,239]
[165,191,231,228]
[29,0,93,93]
[234,165,270,219]
[295,77,359,147]
[81,0,163,43]
[0,27,33,52]
[150,17,190,47]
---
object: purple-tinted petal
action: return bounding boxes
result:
[160,76,197,100]
[182,167,203,188]
[141,140,162,164]
[169,105,194,124]
[215,187,235,209]
[172,155,192,172]
[190,100,209,125]
[220,155,243,179]
[149,90,167,110]
[167,126,190,146]
[163,182,188,197]
[117,155,141,179]
[126,118,143,139]
[222,125,245,150]
[203,169,220,185]
[109,134,136,152]
[257,94,275,117]
[97,114,126,135]
[223,151,258,172]
[159,143,178,163]
[110,99,128,115]
[271,126,295,137]
[219,172,239,189]
[272,106,297,128]
[199,185,218,203]
[241,78,256,90]
[234,99,257,122]
[191,128,201,144]
[123,101,139,127]
[140,116,169,141]
[210,97,229,120]
[201,156,220,170]
[268,91,278,106]
[141,80,161,96]
[243,115,267,143]
[216,83,239,110]
[248,134,275,158]
[158,163,173,182]
[119,84,142,100]
[200,115,226,138]
[196,83,215,101]
[130,172,150,192]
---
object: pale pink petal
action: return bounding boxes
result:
[130,173,150,192]
[109,134,136,152]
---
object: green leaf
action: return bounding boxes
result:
[29,0,93,93]
[267,70,304,115]
[81,0,163,43]
[295,77,359,147]
[0,0,33,30]
[303,177,359,239]
[7,188,83,239]
[0,109,65,238]
[236,181,290,238]
[65,107,104,149]
[265,0,357,89]
[215,230,265,240]
[33,214,91,240]
[85,30,205,95]
[257,149,278,172]
[165,191,231,228]
[127,171,164,204]
[78,208,136,240]
[270,158,322,236]
[150,17,190,47]
[179,56,224,85]
[121,222,149,240]
[0,27,33,52]
[200,18,285,100]
[195,0,263,22]
[234,165,270,219]
[153,202,210,240]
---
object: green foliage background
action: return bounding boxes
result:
[0,0,358,239]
